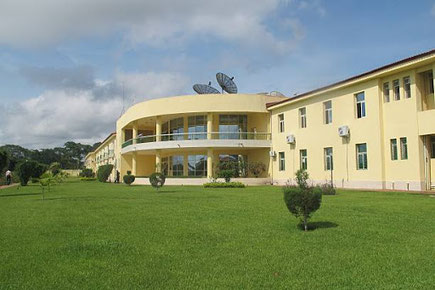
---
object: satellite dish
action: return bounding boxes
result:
[193,83,221,94]
[269,91,285,97]
[216,72,238,94]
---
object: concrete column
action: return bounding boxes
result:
[207,113,213,139]
[432,64,435,95]
[132,123,138,144]
[155,151,161,173]
[132,152,137,176]
[183,115,189,140]
[207,148,213,179]
[156,116,162,142]
[183,153,188,176]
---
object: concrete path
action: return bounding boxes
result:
[0,183,18,190]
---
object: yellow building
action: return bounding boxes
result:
[85,132,117,181]
[269,49,435,191]
[85,49,434,190]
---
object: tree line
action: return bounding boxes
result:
[0,141,101,171]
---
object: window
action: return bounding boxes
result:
[188,115,207,140]
[400,137,408,160]
[383,82,390,102]
[279,152,285,171]
[188,155,207,176]
[278,114,285,133]
[431,136,435,158]
[390,139,398,160]
[300,149,307,170]
[171,155,184,176]
[219,115,247,139]
[393,79,400,100]
[299,107,307,128]
[356,143,368,170]
[219,154,248,177]
[324,147,333,170]
[403,77,411,99]
[355,92,366,118]
[161,157,169,175]
[324,101,332,124]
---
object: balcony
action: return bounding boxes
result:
[121,132,271,154]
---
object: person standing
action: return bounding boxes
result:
[5,170,12,185]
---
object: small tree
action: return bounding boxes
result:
[283,170,322,231]
[123,172,135,185]
[97,164,114,182]
[16,160,47,186]
[218,169,234,183]
[248,161,266,178]
[149,172,166,190]
[39,172,55,200]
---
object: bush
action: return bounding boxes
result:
[248,161,266,178]
[16,160,47,186]
[149,172,166,190]
[80,177,97,181]
[123,174,135,185]
[97,164,114,182]
[317,183,336,195]
[31,177,40,183]
[283,186,322,231]
[216,160,247,178]
[218,169,234,182]
[79,168,95,178]
[203,182,245,188]
[49,162,61,176]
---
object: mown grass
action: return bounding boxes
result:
[0,179,434,289]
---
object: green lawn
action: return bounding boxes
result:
[0,180,434,289]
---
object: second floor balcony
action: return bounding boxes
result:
[121,131,271,153]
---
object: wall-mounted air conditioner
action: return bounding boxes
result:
[269,150,276,158]
[286,134,295,144]
[338,125,350,137]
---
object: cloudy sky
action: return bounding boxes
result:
[0,0,434,149]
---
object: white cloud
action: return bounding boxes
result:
[0,71,190,148]
[0,0,303,55]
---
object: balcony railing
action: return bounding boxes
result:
[122,132,271,148]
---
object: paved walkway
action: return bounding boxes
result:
[0,183,18,190]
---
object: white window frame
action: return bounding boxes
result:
[279,152,285,171]
[278,114,285,133]
[324,147,333,171]
[299,107,307,128]
[300,149,307,170]
[400,137,408,160]
[356,143,368,170]
[403,76,411,99]
[393,79,400,100]
[390,138,398,161]
[383,82,390,103]
[355,92,366,119]
[324,101,332,124]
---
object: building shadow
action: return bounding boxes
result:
[297,221,338,231]
[0,192,40,198]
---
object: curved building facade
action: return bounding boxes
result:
[115,93,285,180]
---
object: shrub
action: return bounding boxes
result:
[49,162,61,176]
[97,164,114,182]
[283,186,322,231]
[16,160,47,186]
[216,160,246,178]
[80,177,97,181]
[31,177,40,183]
[218,169,235,183]
[123,174,135,185]
[79,168,95,178]
[149,172,166,190]
[248,161,266,178]
[317,183,336,195]
[203,182,245,188]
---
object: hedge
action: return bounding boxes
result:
[203,182,245,188]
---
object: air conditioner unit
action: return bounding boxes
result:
[338,125,350,137]
[269,150,276,158]
[286,134,295,144]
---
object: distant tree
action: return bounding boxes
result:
[16,160,47,186]
[0,150,8,172]
[49,162,61,175]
